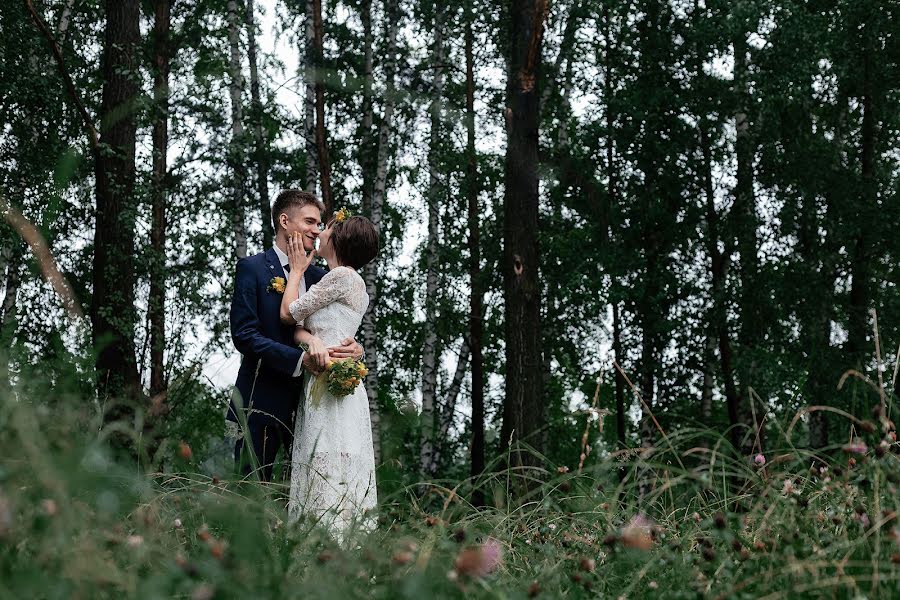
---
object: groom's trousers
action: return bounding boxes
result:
[234,420,293,482]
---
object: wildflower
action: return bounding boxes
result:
[191,584,215,600]
[41,499,57,517]
[209,540,226,560]
[557,466,569,474]
[391,551,413,566]
[317,550,335,563]
[579,557,596,572]
[843,440,868,455]
[454,537,503,578]
[649,581,659,590]
[754,454,766,466]
[714,512,727,529]
[856,512,871,529]
[620,514,653,551]
[547,523,557,531]
[782,479,795,496]
[178,441,193,460]
[126,534,144,547]
[173,518,183,530]
[527,581,541,597]
[197,525,211,542]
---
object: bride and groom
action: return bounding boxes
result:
[227,189,378,539]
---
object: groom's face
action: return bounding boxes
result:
[284,204,322,252]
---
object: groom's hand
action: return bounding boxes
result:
[328,337,363,361]
[301,352,323,376]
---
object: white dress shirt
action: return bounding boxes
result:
[274,244,307,377]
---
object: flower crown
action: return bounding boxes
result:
[333,207,351,223]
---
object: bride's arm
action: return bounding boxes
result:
[287,267,353,325]
[279,234,317,324]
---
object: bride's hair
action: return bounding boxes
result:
[327,215,379,269]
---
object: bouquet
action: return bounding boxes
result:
[309,358,367,407]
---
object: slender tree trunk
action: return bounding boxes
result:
[303,0,318,193]
[465,2,485,504]
[847,42,874,366]
[733,30,761,453]
[604,1,625,454]
[437,339,470,463]
[149,0,170,397]
[420,4,444,477]
[612,301,626,447]
[245,0,272,248]
[359,0,375,213]
[227,0,247,259]
[700,124,740,449]
[312,0,333,215]
[56,0,76,43]
[94,0,142,410]
[500,0,546,479]
[360,0,400,467]
[0,244,22,335]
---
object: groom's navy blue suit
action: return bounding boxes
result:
[228,247,326,480]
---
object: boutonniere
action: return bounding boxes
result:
[268,276,286,294]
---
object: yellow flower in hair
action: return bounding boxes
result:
[334,207,351,223]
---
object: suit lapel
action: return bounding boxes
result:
[265,247,287,281]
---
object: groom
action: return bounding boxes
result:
[228,189,363,481]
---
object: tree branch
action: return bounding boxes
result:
[24,0,98,152]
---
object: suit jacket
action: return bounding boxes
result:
[228,247,326,428]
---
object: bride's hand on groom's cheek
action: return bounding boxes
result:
[287,233,314,273]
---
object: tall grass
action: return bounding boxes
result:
[0,378,897,599]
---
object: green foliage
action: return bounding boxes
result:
[1,372,898,598]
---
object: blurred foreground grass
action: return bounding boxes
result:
[0,386,898,599]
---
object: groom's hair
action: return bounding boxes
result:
[271,189,325,233]
[328,216,379,270]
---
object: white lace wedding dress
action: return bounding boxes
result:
[286,266,376,541]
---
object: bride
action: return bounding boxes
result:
[279,209,379,540]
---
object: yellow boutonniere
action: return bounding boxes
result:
[334,207,351,223]
[268,276,286,294]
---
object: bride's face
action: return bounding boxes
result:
[318,223,335,261]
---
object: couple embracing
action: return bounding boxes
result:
[227,189,379,540]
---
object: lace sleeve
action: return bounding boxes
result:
[288,267,354,325]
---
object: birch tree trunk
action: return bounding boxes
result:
[55,0,76,43]
[149,0,171,397]
[360,0,400,467]
[419,4,444,477]
[227,0,247,259]
[303,0,318,193]
[245,0,272,249]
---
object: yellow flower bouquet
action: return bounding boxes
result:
[309,358,367,407]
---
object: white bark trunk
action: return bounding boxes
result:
[56,0,76,42]
[227,0,247,259]
[303,0,318,194]
[361,0,399,467]
[420,5,444,476]
[434,339,470,466]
